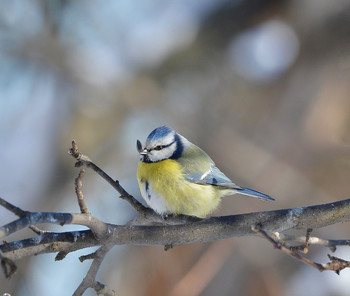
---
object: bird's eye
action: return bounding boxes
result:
[154,145,163,151]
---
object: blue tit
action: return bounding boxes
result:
[136,126,274,218]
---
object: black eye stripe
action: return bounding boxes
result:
[152,141,175,151]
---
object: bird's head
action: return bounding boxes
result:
[137,126,184,163]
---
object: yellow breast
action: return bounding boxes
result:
[137,159,221,217]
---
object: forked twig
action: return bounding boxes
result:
[0,251,17,279]
[68,140,152,216]
[73,244,115,296]
[252,225,350,274]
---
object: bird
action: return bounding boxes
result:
[136,126,274,218]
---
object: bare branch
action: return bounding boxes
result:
[287,228,313,253]
[1,230,97,260]
[252,225,350,274]
[271,232,350,252]
[0,210,73,238]
[68,140,151,216]
[1,199,350,261]
[0,203,108,240]
[1,140,350,295]
[79,250,99,262]
[324,255,350,274]
[75,169,90,214]
[0,251,17,279]
[0,197,50,236]
[73,244,114,296]
[0,197,27,217]
[29,225,49,235]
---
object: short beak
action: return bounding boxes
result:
[137,139,148,156]
[140,149,148,156]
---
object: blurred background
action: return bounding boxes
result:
[1,0,350,295]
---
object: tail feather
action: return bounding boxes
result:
[237,187,275,201]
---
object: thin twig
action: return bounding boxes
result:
[68,140,152,216]
[29,225,49,235]
[0,197,27,217]
[79,251,98,262]
[0,197,48,235]
[55,251,68,261]
[325,255,350,275]
[289,228,313,253]
[0,251,17,279]
[75,169,90,214]
[271,232,350,252]
[0,208,108,240]
[252,225,350,274]
[0,211,72,238]
[73,244,114,296]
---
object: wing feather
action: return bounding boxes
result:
[177,138,274,201]
[177,140,241,190]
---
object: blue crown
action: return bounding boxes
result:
[146,126,174,142]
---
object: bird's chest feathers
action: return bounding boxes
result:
[137,159,184,214]
[137,159,218,217]
[137,159,183,191]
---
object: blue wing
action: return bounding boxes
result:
[185,164,241,189]
[179,140,274,201]
[185,165,274,201]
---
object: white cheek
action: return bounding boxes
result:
[149,146,174,162]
